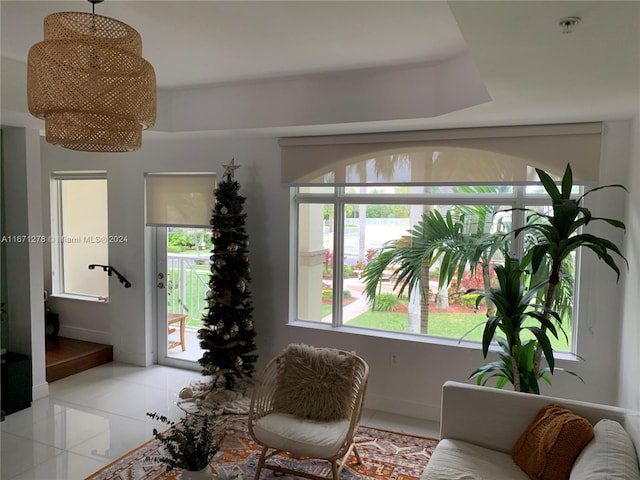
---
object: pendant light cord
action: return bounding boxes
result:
[87,0,104,68]
[88,0,104,17]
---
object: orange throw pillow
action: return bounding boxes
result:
[512,404,594,480]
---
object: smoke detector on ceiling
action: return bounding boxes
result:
[559,16,581,34]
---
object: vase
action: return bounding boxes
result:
[181,466,211,479]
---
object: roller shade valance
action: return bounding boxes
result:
[145,173,216,227]
[280,123,602,186]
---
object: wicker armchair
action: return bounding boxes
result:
[248,345,369,480]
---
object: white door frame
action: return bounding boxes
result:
[154,227,200,371]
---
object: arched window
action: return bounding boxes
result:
[285,123,602,352]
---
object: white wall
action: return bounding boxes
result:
[2,126,47,400]
[38,121,633,420]
[618,115,640,410]
[569,121,629,403]
[42,135,289,368]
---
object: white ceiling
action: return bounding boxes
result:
[1,0,639,136]
[1,1,468,89]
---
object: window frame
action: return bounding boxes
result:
[50,171,109,302]
[291,184,583,353]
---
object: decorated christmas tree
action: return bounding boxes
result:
[198,159,257,390]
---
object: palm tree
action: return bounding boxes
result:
[449,192,512,316]
[361,210,465,333]
[512,164,627,378]
[361,193,513,333]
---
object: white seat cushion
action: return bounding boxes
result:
[253,412,350,458]
[421,439,529,480]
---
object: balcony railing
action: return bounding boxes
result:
[167,253,210,328]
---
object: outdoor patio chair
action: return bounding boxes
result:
[248,344,369,480]
[167,313,187,351]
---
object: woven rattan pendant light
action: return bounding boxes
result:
[27,0,156,152]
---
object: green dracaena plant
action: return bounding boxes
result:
[511,164,627,379]
[465,257,577,393]
[468,336,582,394]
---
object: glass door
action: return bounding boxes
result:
[156,226,210,367]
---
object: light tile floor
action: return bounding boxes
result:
[1,362,440,480]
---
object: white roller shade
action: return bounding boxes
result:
[280,123,602,185]
[145,173,216,227]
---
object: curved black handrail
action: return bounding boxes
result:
[88,264,132,288]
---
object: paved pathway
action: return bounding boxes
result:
[321,295,370,323]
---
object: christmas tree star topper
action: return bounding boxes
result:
[222,158,240,180]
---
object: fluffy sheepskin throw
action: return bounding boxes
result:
[273,343,356,422]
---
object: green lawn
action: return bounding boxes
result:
[181,270,572,351]
[345,311,572,352]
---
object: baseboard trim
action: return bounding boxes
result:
[57,325,112,346]
[365,393,440,422]
[32,381,49,401]
[114,351,149,367]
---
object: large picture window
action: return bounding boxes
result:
[293,185,580,352]
[285,124,601,354]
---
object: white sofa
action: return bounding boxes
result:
[422,381,640,479]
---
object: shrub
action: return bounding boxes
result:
[458,293,480,310]
[343,264,356,278]
[373,293,399,312]
[168,231,195,251]
[322,289,352,303]
[323,250,333,278]
[459,270,485,290]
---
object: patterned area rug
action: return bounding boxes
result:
[85,415,438,480]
